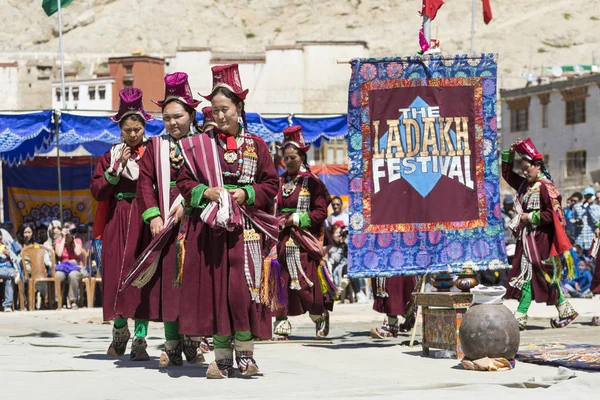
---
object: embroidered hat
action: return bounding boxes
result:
[201,106,218,131]
[152,72,201,109]
[201,64,249,101]
[111,88,153,123]
[515,138,543,161]
[282,125,310,153]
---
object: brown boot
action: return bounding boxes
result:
[107,325,130,357]
[234,340,259,377]
[206,348,235,379]
[182,335,206,364]
[130,337,150,361]
[158,340,183,367]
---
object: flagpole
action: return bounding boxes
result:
[57,0,65,225]
[470,0,476,53]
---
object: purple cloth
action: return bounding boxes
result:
[55,261,80,275]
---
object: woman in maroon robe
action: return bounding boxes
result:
[90,88,153,360]
[176,63,279,379]
[272,126,333,340]
[502,138,578,330]
[370,276,418,338]
[133,72,207,367]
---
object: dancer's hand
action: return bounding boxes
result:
[520,213,529,224]
[229,189,246,205]
[595,228,600,238]
[285,215,294,227]
[203,187,223,202]
[169,204,184,224]
[150,217,164,237]
[510,138,522,152]
[121,146,132,167]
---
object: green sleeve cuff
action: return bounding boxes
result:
[298,212,311,228]
[142,207,161,224]
[242,185,255,206]
[191,184,209,209]
[501,150,515,163]
[595,221,600,228]
[104,169,120,185]
[530,210,541,226]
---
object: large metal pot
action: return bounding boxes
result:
[459,286,520,360]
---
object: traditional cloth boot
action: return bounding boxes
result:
[182,336,206,364]
[130,337,150,361]
[370,316,399,339]
[515,312,528,331]
[159,340,183,367]
[550,301,579,328]
[272,319,292,340]
[234,340,259,377]
[107,325,131,357]
[206,348,235,379]
[200,337,211,353]
[312,311,330,338]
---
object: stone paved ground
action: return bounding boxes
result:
[1,298,599,399]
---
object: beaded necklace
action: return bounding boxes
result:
[281,174,301,197]
[169,133,190,170]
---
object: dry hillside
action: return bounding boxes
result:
[2,0,599,88]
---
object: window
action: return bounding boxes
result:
[541,103,548,128]
[566,98,585,125]
[565,150,586,177]
[98,86,106,100]
[313,138,347,164]
[72,87,79,101]
[88,86,96,100]
[124,64,133,74]
[543,154,550,171]
[55,88,61,102]
[65,88,70,101]
[510,108,528,132]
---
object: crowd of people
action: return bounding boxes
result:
[2,65,598,379]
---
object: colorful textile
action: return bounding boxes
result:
[347,54,507,277]
[517,343,600,371]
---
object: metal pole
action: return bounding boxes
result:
[57,0,65,225]
[423,15,431,43]
[470,0,476,53]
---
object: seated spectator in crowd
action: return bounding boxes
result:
[36,223,49,245]
[565,192,582,244]
[327,196,349,228]
[563,260,593,298]
[17,222,51,308]
[0,230,21,312]
[54,221,84,310]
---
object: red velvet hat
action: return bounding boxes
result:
[282,125,310,153]
[201,106,218,130]
[111,87,152,123]
[515,138,543,161]
[152,72,201,108]
[201,64,249,101]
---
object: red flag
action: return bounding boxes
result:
[421,0,444,21]
[482,0,493,24]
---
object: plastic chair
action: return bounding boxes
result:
[79,249,102,308]
[22,245,62,311]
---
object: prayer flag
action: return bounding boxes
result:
[42,0,75,17]
[421,0,444,20]
[482,0,493,24]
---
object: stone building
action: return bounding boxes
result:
[500,73,600,193]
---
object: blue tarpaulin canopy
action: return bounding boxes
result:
[0,111,348,164]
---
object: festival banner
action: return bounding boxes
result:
[346,54,508,277]
[2,156,98,227]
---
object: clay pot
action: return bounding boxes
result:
[459,302,520,360]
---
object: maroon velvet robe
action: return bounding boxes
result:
[372,276,417,316]
[502,161,559,306]
[128,136,183,322]
[90,146,152,321]
[176,134,278,338]
[275,172,331,317]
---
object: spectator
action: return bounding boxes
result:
[572,187,600,253]
[0,230,21,312]
[501,195,516,263]
[596,191,600,205]
[327,196,349,227]
[327,223,367,303]
[563,260,593,298]
[565,192,581,244]
[54,221,84,310]
[17,222,51,309]
[36,223,49,245]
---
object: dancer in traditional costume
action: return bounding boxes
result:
[370,276,418,338]
[90,88,154,360]
[176,63,279,378]
[502,138,579,330]
[272,126,335,340]
[133,72,208,367]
